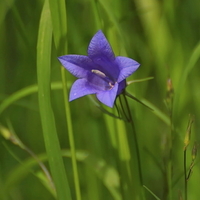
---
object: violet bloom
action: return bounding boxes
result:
[58,30,140,107]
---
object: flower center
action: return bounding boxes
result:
[91,69,115,90]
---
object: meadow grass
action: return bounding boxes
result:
[0,0,200,200]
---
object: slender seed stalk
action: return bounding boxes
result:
[23,146,55,190]
[183,115,194,200]
[167,140,172,200]
[165,78,174,200]
[166,111,172,200]
[184,148,187,200]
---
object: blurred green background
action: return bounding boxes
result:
[0,0,200,199]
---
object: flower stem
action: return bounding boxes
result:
[122,93,143,186]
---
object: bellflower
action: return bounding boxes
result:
[58,30,140,107]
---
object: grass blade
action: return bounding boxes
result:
[48,0,82,199]
[37,1,71,199]
[143,185,161,200]
[48,0,67,54]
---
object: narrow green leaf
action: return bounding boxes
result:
[48,0,82,199]
[127,77,154,85]
[37,1,71,200]
[125,91,154,111]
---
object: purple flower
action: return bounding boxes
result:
[58,30,140,107]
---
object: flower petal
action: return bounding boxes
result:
[87,30,120,81]
[88,30,115,61]
[96,83,119,107]
[69,79,100,101]
[58,55,93,78]
[116,56,140,83]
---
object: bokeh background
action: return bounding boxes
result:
[0,0,200,199]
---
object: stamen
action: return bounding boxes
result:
[91,69,106,78]
[108,82,115,89]
[91,69,115,90]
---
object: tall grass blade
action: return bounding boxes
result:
[37,1,71,199]
[48,0,82,199]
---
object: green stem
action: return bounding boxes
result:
[120,93,145,199]
[167,159,172,200]
[122,93,143,185]
[184,149,187,200]
[61,67,82,200]
[167,106,173,200]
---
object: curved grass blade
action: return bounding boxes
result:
[0,82,170,127]
[140,98,170,126]
[4,149,121,200]
[0,123,54,191]
[174,42,200,111]
[2,142,56,197]
[125,91,154,111]
[0,82,63,115]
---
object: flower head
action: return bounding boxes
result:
[58,30,140,107]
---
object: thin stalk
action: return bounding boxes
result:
[122,93,143,186]
[165,78,173,200]
[166,155,172,200]
[166,115,172,200]
[118,95,129,122]
[184,149,187,200]
[122,93,146,200]
[183,115,194,200]
[61,67,82,200]
[113,96,134,200]
[23,146,55,190]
